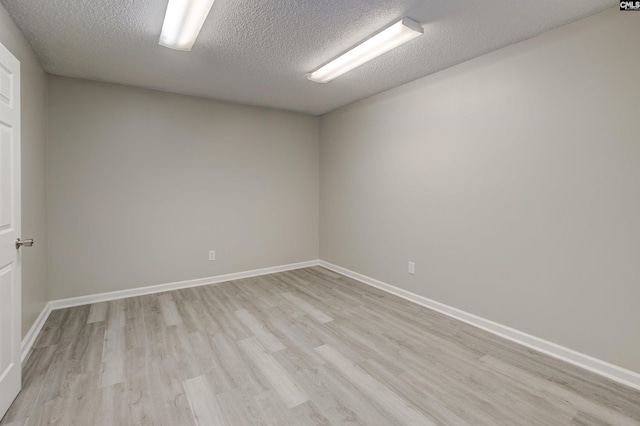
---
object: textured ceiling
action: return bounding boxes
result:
[1,0,614,114]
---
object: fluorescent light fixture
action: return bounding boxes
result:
[159,0,216,51]
[308,17,423,83]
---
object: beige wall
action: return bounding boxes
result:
[0,4,48,337]
[48,77,319,299]
[320,8,640,373]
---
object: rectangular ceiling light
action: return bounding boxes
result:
[308,17,424,83]
[159,0,216,51]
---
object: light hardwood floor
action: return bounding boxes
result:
[2,267,639,425]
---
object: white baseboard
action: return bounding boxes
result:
[21,259,320,363]
[21,302,52,363]
[319,261,640,391]
[49,260,320,310]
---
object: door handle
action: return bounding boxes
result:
[15,238,34,249]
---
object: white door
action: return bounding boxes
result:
[0,40,21,419]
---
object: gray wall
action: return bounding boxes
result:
[320,8,640,373]
[0,3,48,337]
[48,77,319,299]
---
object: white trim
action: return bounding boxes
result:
[21,302,52,363]
[319,260,640,391]
[50,260,320,310]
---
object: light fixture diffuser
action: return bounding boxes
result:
[159,0,216,51]
[308,17,424,83]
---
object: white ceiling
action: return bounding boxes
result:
[1,0,613,115]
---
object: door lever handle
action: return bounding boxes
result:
[16,238,34,249]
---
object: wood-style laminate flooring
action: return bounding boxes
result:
[2,267,639,425]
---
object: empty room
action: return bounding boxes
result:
[1,0,639,424]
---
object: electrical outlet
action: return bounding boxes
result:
[408,261,415,274]
[209,250,216,261]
